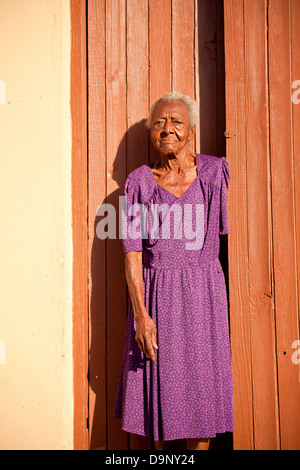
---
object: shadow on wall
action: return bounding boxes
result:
[89,120,152,450]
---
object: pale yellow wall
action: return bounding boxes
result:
[0,0,73,449]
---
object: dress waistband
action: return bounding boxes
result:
[142,251,220,271]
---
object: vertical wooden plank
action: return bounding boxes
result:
[291,0,300,329]
[172,0,195,97]
[105,0,128,450]
[194,0,201,154]
[216,0,226,157]
[198,0,217,155]
[223,0,254,450]
[88,0,107,450]
[268,0,300,450]
[244,0,279,449]
[149,0,172,103]
[149,0,172,162]
[172,0,196,156]
[126,0,149,174]
[126,0,152,450]
[71,0,89,450]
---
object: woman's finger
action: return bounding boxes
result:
[152,328,158,350]
[135,321,158,360]
[145,334,156,361]
[135,334,144,355]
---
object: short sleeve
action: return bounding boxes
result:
[121,176,144,254]
[219,158,230,235]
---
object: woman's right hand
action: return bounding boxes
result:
[124,251,158,361]
[135,313,158,361]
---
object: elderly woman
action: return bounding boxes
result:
[114,92,234,450]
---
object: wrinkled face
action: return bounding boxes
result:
[149,101,196,157]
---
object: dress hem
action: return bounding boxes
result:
[114,416,234,441]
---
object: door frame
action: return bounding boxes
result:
[71,0,89,450]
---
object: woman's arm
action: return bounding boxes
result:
[125,251,158,361]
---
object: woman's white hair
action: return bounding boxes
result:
[146,91,198,129]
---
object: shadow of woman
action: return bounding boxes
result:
[88,119,154,450]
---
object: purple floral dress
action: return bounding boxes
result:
[114,154,234,441]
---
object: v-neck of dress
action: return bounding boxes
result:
[146,159,199,200]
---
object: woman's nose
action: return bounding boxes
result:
[162,120,174,134]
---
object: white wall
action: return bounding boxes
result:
[0,0,73,449]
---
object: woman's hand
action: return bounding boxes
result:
[135,313,158,361]
[124,251,158,361]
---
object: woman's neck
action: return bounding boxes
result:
[155,150,196,174]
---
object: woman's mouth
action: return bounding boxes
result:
[160,138,176,143]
